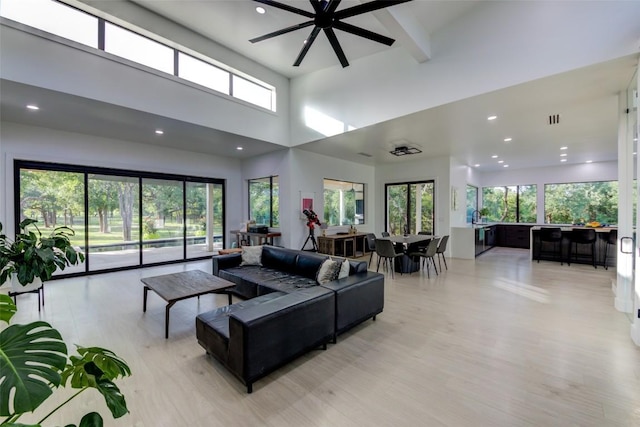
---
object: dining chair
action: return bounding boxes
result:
[375,238,403,278]
[409,237,440,278]
[435,235,449,271]
[365,233,377,267]
[381,231,390,237]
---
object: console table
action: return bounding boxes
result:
[317,232,368,258]
[231,230,281,247]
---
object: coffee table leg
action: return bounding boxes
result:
[143,286,149,312]
[165,301,176,339]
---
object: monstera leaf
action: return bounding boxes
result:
[0,293,17,323]
[62,347,131,419]
[0,321,68,416]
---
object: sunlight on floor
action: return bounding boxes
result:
[493,276,550,303]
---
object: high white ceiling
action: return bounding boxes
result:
[1,0,638,172]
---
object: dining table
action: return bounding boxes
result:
[384,234,437,274]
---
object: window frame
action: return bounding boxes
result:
[384,180,435,235]
[543,180,618,225]
[481,184,537,223]
[323,179,366,226]
[14,159,226,278]
[248,176,279,228]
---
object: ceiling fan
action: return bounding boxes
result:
[250,0,413,68]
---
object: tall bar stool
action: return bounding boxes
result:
[568,228,597,268]
[603,229,617,270]
[536,227,563,265]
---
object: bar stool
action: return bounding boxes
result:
[603,229,617,270]
[536,227,563,265]
[568,228,597,268]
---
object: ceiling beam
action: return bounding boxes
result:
[370,3,431,63]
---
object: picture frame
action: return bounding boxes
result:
[300,192,315,219]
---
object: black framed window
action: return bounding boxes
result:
[385,181,435,235]
[248,176,279,227]
[15,160,225,277]
[482,185,537,223]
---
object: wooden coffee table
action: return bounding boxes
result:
[141,270,235,338]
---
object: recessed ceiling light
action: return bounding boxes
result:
[503,164,509,168]
[474,164,480,167]
[560,146,568,150]
[237,146,243,150]
[155,129,164,135]
[560,153,567,157]
[487,115,497,121]
[256,6,266,14]
[26,104,39,110]
[491,155,498,158]
[503,137,512,142]
[498,160,504,164]
[561,159,567,162]
[634,152,637,155]
[586,160,593,163]
[634,138,638,142]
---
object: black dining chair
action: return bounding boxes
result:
[409,237,440,278]
[568,228,597,268]
[603,229,617,270]
[436,235,449,271]
[375,238,403,278]
[536,227,563,265]
[365,233,377,267]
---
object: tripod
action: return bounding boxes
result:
[301,226,318,252]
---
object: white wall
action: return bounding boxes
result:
[0,20,290,146]
[284,149,376,250]
[449,157,470,227]
[289,1,640,146]
[0,122,243,241]
[479,161,618,223]
[376,156,451,237]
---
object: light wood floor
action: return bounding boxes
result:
[8,248,640,426]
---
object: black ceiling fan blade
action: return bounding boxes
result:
[333,21,395,46]
[250,21,314,43]
[293,26,321,66]
[324,27,349,67]
[253,0,315,19]
[335,0,412,20]
[326,0,342,14]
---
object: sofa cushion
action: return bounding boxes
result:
[261,245,298,271]
[259,274,318,295]
[240,245,263,266]
[294,252,329,279]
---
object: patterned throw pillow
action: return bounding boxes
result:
[316,259,341,284]
[240,245,263,266]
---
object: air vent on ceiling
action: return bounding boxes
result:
[358,152,373,158]
[548,114,561,125]
[390,145,422,156]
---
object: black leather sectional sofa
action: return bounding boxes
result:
[196,245,385,393]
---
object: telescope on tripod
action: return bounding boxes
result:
[301,209,321,251]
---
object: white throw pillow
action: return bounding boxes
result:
[240,245,263,266]
[316,259,341,284]
[338,258,350,279]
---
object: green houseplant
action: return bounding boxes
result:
[0,219,84,287]
[0,220,132,426]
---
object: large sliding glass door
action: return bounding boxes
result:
[15,161,225,277]
[87,174,140,270]
[386,181,435,235]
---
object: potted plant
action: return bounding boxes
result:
[0,219,131,426]
[0,219,84,289]
[0,294,131,426]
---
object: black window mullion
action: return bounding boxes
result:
[229,74,234,97]
[183,181,187,260]
[98,18,105,50]
[83,173,90,273]
[138,177,143,266]
[269,176,274,227]
[174,49,179,76]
